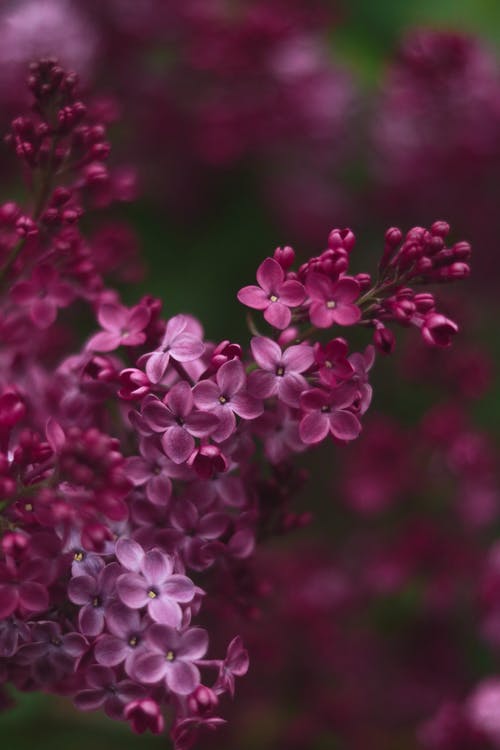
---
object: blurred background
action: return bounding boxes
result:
[1,0,499,748]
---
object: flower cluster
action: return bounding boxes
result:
[0,60,472,749]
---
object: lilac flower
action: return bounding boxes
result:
[94,603,148,674]
[305,272,360,327]
[86,301,150,352]
[192,358,262,442]
[139,314,205,384]
[214,636,249,698]
[141,383,219,463]
[0,617,30,658]
[421,312,459,348]
[349,345,375,416]
[0,557,52,618]
[116,538,195,626]
[131,624,208,696]
[237,256,306,329]
[74,665,145,720]
[68,562,121,637]
[16,621,87,682]
[171,716,226,750]
[125,437,174,507]
[169,500,229,570]
[314,338,354,387]
[11,264,74,328]
[248,336,314,407]
[255,403,305,464]
[299,385,361,444]
[124,698,164,735]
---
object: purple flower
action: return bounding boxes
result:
[421,312,459,348]
[349,345,375,416]
[124,698,164,735]
[11,263,74,328]
[255,403,305,464]
[306,272,360,327]
[0,558,52,619]
[139,314,205,384]
[169,500,229,570]
[248,336,314,407]
[214,636,249,698]
[192,358,262,442]
[16,621,87,682]
[237,256,305,329]
[86,301,150,352]
[116,538,195,626]
[125,437,174,507]
[94,602,148,675]
[299,385,361,444]
[68,562,121,637]
[141,383,219,463]
[131,624,208,696]
[74,665,145,719]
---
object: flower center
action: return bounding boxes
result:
[276,366,285,377]
[269,294,278,303]
[321,405,330,413]
[24,503,33,512]
[51,637,62,647]
[166,650,175,662]
[218,395,228,404]
[147,589,158,599]
[326,300,336,309]
[324,360,333,369]
[74,550,84,562]
[92,596,101,608]
[128,635,139,647]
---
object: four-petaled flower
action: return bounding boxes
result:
[87,302,151,352]
[237,257,305,329]
[131,624,208,696]
[248,336,314,407]
[299,385,361,444]
[141,383,219,463]
[116,539,195,626]
[139,314,205,384]
[305,272,360,328]
[192,358,262,442]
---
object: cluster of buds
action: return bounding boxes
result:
[0,60,472,749]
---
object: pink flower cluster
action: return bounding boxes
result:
[0,60,472,748]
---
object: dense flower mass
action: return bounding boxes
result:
[0,60,472,749]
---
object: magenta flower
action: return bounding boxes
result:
[116,539,195,626]
[16,622,87,682]
[86,301,150,352]
[139,314,205,384]
[421,312,459,348]
[94,602,148,674]
[237,257,305,329]
[248,336,314,407]
[74,665,145,719]
[124,698,164,735]
[214,636,249,698]
[305,272,360,327]
[11,263,74,328]
[68,562,121,637]
[192,358,262,442]
[141,383,219,464]
[0,557,52,619]
[314,338,354,387]
[131,624,208,696]
[125,437,174,507]
[299,385,361,444]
